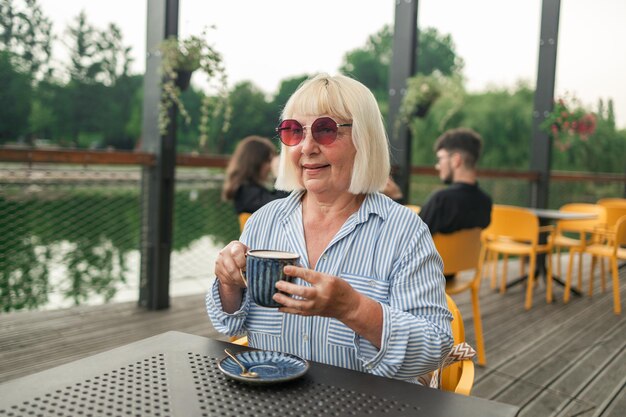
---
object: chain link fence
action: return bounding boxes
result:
[0,164,239,312]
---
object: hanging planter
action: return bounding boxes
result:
[158,30,228,141]
[541,95,597,152]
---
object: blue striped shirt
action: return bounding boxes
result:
[206,191,453,381]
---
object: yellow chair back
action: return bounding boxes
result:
[483,205,539,244]
[433,228,483,276]
[238,212,252,232]
[598,202,626,232]
[433,228,486,366]
[597,198,626,207]
[556,203,606,234]
[441,294,475,395]
[405,204,421,215]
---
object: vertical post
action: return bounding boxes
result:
[139,0,179,310]
[387,0,418,204]
[530,0,561,209]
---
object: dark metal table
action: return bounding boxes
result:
[0,331,519,417]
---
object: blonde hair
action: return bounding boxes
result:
[274,73,390,194]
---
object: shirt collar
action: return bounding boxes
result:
[277,190,389,225]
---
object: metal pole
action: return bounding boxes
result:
[530,0,561,209]
[387,0,419,204]
[139,0,179,310]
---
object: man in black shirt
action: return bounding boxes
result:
[419,128,492,237]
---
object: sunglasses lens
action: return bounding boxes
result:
[311,117,338,145]
[278,120,303,146]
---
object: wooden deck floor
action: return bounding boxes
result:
[1,257,625,416]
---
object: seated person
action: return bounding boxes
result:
[419,128,492,235]
[419,128,492,281]
[207,73,452,383]
[221,135,288,214]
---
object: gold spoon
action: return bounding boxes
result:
[224,349,259,378]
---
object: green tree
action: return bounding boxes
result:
[0,0,54,80]
[339,25,463,112]
[0,51,31,141]
[62,11,137,147]
[270,74,310,120]
[408,83,534,170]
[218,81,274,154]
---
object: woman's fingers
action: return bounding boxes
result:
[283,265,319,284]
[215,241,249,287]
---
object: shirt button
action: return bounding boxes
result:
[322,254,328,260]
[303,334,309,342]
[368,280,376,287]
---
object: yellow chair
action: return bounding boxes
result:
[230,296,475,395]
[567,215,626,314]
[441,294,475,395]
[593,201,626,285]
[433,228,486,366]
[405,204,421,215]
[482,205,554,310]
[597,198,626,207]
[238,212,251,232]
[231,335,248,345]
[552,203,606,290]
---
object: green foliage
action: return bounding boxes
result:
[0,51,32,140]
[409,83,534,169]
[219,81,276,153]
[0,185,240,312]
[340,25,464,117]
[158,30,227,146]
[0,0,54,80]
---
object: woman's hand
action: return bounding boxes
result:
[274,265,383,348]
[214,241,249,313]
[273,265,358,320]
[215,241,249,288]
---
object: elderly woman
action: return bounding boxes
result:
[207,73,452,382]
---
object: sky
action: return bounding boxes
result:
[39,0,626,128]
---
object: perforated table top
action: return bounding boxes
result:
[0,331,518,417]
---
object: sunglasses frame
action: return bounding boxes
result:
[275,117,352,146]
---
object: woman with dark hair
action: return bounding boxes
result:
[221,135,288,214]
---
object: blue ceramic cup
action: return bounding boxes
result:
[245,250,300,308]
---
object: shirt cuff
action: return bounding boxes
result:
[354,302,391,370]
[207,278,249,323]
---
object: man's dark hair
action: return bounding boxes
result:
[433,128,483,168]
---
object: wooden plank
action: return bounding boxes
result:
[0,293,223,383]
[0,257,624,417]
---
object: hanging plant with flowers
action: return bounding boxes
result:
[541,95,597,151]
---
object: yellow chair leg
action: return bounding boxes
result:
[576,250,583,291]
[490,251,498,290]
[589,256,597,296]
[500,254,509,294]
[611,258,621,315]
[525,255,536,310]
[546,252,553,304]
[471,286,486,366]
[564,249,576,303]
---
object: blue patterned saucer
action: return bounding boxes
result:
[218,350,309,384]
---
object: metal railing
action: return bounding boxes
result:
[1,149,624,312]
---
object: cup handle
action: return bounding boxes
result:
[239,269,248,287]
